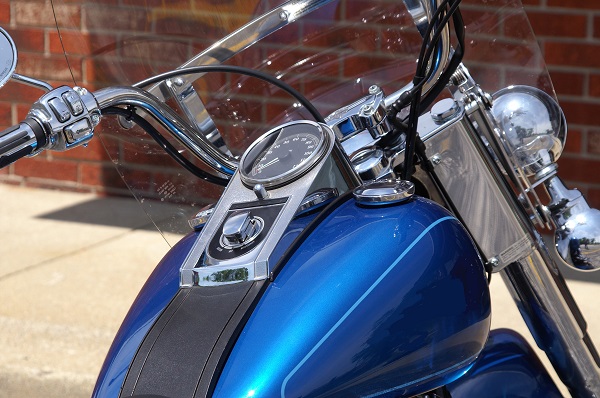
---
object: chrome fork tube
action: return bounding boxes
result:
[501,242,600,397]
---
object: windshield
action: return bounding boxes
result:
[51,0,554,245]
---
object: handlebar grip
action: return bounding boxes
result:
[0,118,47,168]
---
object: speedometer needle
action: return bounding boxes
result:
[257,157,279,171]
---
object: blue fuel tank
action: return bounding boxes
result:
[214,196,491,397]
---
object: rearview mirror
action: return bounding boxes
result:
[0,27,17,89]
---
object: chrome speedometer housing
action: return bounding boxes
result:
[239,120,330,189]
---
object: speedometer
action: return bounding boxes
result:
[239,121,330,189]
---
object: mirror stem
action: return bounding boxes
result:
[11,73,53,92]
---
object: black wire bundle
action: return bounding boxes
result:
[390,0,465,180]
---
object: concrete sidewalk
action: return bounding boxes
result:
[0,184,599,397]
[0,184,172,397]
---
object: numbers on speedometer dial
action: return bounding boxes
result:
[251,132,320,178]
[239,121,329,189]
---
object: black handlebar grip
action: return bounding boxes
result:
[0,118,46,169]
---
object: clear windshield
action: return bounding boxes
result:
[52,0,554,245]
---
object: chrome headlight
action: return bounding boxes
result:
[491,85,567,178]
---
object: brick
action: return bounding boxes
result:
[121,37,190,67]
[0,2,9,24]
[465,37,542,68]
[15,2,80,28]
[13,157,78,181]
[587,130,600,155]
[121,0,164,6]
[589,75,600,98]
[16,104,31,120]
[264,48,341,80]
[560,100,600,126]
[523,11,587,38]
[379,29,423,57]
[342,54,398,79]
[593,17,600,40]
[5,27,45,53]
[155,14,219,39]
[0,81,46,104]
[210,97,265,128]
[83,5,150,32]
[545,42,600,69]
[85,58,149,86]
[16,53,81,82]
[558,157,600,184]
[121,139,183,168]
[502,68,553,93]
[461,9,501,36]
[48,30,118,56]
[107,167,152,194]
[80,163,129,190]
[564,128,582,154]
[548,70,585,97]
[461,0,513,6]
[52,137,111,162]
[0,102,10,128]
[547,0,600,10]
[585,188,600,210]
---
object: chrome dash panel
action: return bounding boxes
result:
[180,122,358,287]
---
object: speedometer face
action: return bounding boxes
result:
[250,132,320,178]
[240,121,329,189]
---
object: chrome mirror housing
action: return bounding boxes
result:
[546,176,600,271]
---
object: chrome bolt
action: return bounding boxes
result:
[173,77,184,87]
[90,113,101,126]
[430,154,441,165]
[361,104,375,115]
[279,10,289,21]
[74,86,88,96]
[368,85,381,95]
[118,115,135,130]
[253,184,269,200]
[488,257,500,269]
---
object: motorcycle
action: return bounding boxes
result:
[1,0,599,396]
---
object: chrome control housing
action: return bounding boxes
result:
[27,86,100,152]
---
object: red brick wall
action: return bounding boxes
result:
[0,0,599,208]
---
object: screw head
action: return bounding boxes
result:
[488,257,500,268]
[361,104,374,115]
[368,85,381,95]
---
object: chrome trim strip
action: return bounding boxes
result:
[281,216,457,397]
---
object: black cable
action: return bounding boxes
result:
[104,106,230,186]
[400,0,464,180]
[133,65,325,123]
